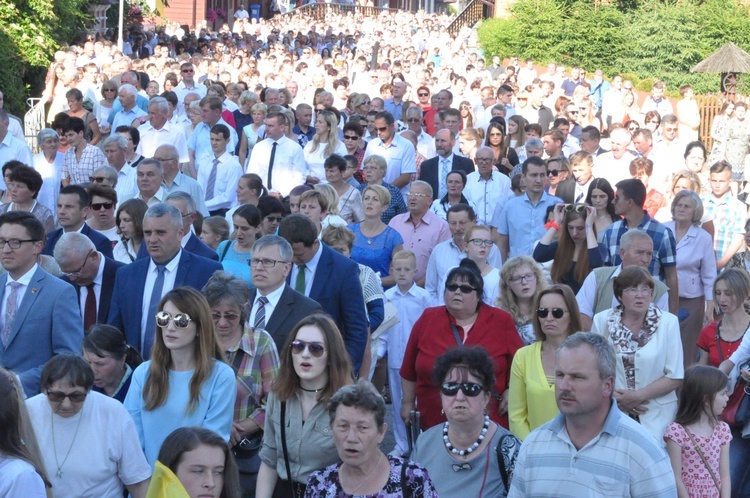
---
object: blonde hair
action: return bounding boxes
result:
[313,183,340,215]
[310,110,341,157]
[391,249,416,266]
[498,256,547,324]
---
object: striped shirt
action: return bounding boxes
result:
[508,402,677,498]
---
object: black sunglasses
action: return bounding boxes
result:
[547,169,560,177]
[90,202,114,211]
[445,284,476,294]
[441,381,484,397]
[47,390,87,403]
[536,307,566,319]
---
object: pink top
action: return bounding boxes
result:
[388,210,451,281]
[664,421,732,497]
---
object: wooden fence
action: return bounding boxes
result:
[696,93,725,152]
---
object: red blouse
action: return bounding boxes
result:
[400,305,523,430]
[697,321,744,367]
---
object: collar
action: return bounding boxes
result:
[549,399,622,439]
[150,248,182,272]
[394,282,420,296]
[180,226,195,247]
[7,263,38,286]
[439,153,454,163]
[93,252,105,286]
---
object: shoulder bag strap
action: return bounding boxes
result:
[448,310,463,347]
[716,321,725,362]
[279,401,298,498]
[400,459,411,498]
[685,427,721,492]
[219,241,232,262]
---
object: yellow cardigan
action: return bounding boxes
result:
[508,341,560,440]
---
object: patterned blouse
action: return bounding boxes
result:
[605,305,661,390]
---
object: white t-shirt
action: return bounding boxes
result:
[26,391,151,498]
[0,456,46,498]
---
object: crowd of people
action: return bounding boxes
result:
[2,5,750,498]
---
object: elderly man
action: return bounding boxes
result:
[0,109,32,190]
[105,72,149,128]
[101,134,137,200]
[248,235,322,350]
[110,84,146,135]
[54,232,125,330]
[0,90,24,140]
[136,97,189,162]
[388,180,450,286]
[508,333,677,498]
[465,146,513,226]
[107,203,222,358]
[43,185,114,258]
[363,111,417,199]
[593,127,638,186]
[419,129,474,199]
[153,144,208,216]
[404,105,435,159]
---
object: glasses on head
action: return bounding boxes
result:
[0,239,36,250]
[211,311,240,322]
[155,311,193,328]
[46,390,87,403]
[509,273,535,284]
[90,202,114,211]
[291,340,326,357]
[623,286,653,297]
[564,203,586,213]
[62,249,93,278]
[406,192,429,198]
[469,238,493,247]
[445,283,476,294]
[440,381,484,397]
[343,135,359,140]
[249,257,287,268]
[537,307,566,319]
[547,169,560,177]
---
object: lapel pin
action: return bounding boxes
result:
[31,288,37,294]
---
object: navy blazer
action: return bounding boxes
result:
[249,285,322,351]
[107,250,223,354]
[286,244,368,371]
[43,223,114,259]
[62,256,124,324]
[0,266,83,396]
[419,154,475,197]
[136,232,219,261]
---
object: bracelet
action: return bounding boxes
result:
[544,221,560,231]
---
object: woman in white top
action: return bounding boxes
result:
[303,110,347,184]
[32,128,64,215]
[300,188,346,236]
[323,154,364,224]
[113,199,148,264]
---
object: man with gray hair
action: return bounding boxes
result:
[509,332,677,497]
[105,71,150,128]
[110,83,146,136]
[101,134,137,200]
[107,202,222,358]
[464,146,513,226]
[54,231,125,330]
[136,97,189,162]
[154,144,208,216]
[129,158,165,206]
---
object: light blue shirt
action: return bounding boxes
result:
[494,191,562,258]
[187,119,238,173]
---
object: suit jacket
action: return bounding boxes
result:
[286,244,368,370]
[419,155,475,197]
[107,250,223,354]
[554,178,577,204]
[62,256,124,324]
[0,266,83,396]
[43,223,115,259]
[136,232,219,261]
[249,284,322,351]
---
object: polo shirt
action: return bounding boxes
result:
[494,191,562,258]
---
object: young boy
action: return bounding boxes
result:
[380,250,431,456]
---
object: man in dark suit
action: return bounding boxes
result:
[108,203,222,358]
[42,185,114,258]
[248,235,322,350]
[136,191,218,261]
[53,232,125,329]
[278,215,368,371]
[419,129,474,199]
[580,126,608,157]
[0,212,82,396]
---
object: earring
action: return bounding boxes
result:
[441,408,444,415]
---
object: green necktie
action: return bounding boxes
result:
[295,264,307,294]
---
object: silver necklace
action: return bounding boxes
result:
[343,452,383,494]
[51,406,85,478]
[443,414,489,456]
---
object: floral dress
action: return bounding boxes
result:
[304,456,439,498]
[664,421,731,498]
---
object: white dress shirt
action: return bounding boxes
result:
[136,121,190,163]
[140,250,181,345]
[197,151,243,211]
[464,171,513,226]
[248,283,286,327]
[247,136,306,197]
[0,134,33,189]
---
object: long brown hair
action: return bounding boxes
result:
[550,210,596,284]
[675,365,728,426]
[143,287,226,413]
[532,284,583,342]
[272,314,353,402]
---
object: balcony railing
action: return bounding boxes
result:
[447,0,493,36]
[280,2,400,20]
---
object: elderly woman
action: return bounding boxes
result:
[26,354,151,497]
[202,272,279,496]
[83,324,143,403]
[412,346,521,497]
[0,164,55,232]
[239,103,267,167]
[499,256,548,346]
[113,199,148,263]
[654,169,703,223]
[65,88,101,146]
[508,284,583,440]
[256,314,353,498]
[401,259,523,431]
[592,266,684,442]
[304,110,347,184]
[663,190,716,367]
[357,155,407,224]
[233,90,259,144]
[324,154,364,224]
[305,380,438,497]
[32,128,64,213]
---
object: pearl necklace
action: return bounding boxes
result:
[443,414,489,456]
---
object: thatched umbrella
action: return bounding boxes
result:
[691,42,750,73]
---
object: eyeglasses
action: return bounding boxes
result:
[469,238,493,247]
[623,286,653,297]
[264,216,283,222]
[90,202,114,211]
[249,257,287,268]
[536,307,567,319]
[155,311,193,328]
[343,135,359,140]
[0,239,36,250]
[103,88,117,92]
[568,110,579,115]
[376,126,390,132]
[360,100,370,105]
[418,92,429,97]
[291,340,326,357]
[46,390,87,403]
[406,192,429,198]
[564,203,586,213]
[509,273,535,284]
[445,283,476,294]
[441,381,484,397]
[62,249,93,278]
[181,68,194,73]
[211,312,240,322]
[406,118,422,123]
[89,176,110,184]
[547,169,560,177]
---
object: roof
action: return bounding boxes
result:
[691,42,750,73]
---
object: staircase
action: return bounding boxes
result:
[447,0,494,36]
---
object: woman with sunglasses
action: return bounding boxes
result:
[592,266,684,443]
[401,259,523,431]
[499,256,548,346]
[533,203,604,293]
[97,80,118,135]
[578,98,601,132]
[485,120,519,176]
[411,346,521,497]
[342,121,366,169]
[544,156,570,198]
[256,314,352,498]
[585,178,618,243]
[508,284,582,440]
[27,354,151,497]
[124,287,236,467]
